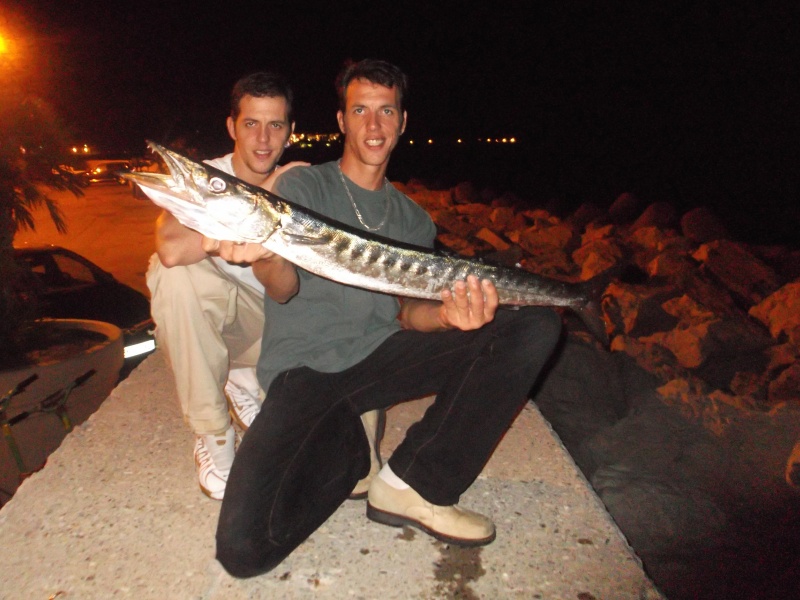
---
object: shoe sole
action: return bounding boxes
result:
[198,483,223,501]
[366,503,496,547]
[225,392,250,432]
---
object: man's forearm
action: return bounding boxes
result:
[397,298,450,332]
[155,211,208,267]
[252,255,299,303]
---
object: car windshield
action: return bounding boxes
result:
[51,253,96,285]
[21,252,98,291]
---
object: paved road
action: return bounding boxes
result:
[14,182,163,296]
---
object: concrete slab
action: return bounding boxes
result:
[0,351,664,599]
[3,168,664,599]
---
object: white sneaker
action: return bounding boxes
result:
[225,378,261,431]
[194,427,235,500]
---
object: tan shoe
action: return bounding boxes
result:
[366,476,496,546]
[349,410,385,500]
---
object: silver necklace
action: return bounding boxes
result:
[337,162,391,231]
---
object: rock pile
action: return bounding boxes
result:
[399,181,800,600]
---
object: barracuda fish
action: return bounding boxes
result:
[122,141,612,345]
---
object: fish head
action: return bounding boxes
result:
[120,141,282,243]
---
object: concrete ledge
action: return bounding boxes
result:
[0,350,664,599]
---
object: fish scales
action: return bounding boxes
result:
[121,142,614,345]
[271,199,580,306]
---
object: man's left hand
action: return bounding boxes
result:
[438,275,499,330]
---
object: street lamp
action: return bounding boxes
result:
[1,8,39,90]
[0,27,25,88]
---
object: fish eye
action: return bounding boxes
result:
[209,177,226,193]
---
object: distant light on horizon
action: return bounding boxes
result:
[289,132,340,145]
[284,133,517,149]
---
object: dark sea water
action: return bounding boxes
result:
[284,139,798,249]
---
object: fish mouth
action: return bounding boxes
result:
[119,141,272,244]
[118,141,197,203]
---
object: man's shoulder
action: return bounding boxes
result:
[391,185,432,218]
[275,161,337,194]
[279,161,336,182]
[203,154,234,175]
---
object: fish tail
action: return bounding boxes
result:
[571,264,624,347]
[573,297,609,347]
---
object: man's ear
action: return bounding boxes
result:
[284,122,296,148]
[400,111,408,135]
[336,111,346,134]
[226,116,237,141]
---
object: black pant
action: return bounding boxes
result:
[216,307,562,578]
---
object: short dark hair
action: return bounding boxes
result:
[230,72,294,122]
[336,59,409,112]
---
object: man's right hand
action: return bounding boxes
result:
[201,239,274,264]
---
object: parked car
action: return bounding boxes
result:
[13,245,156,370]
[57,158,132,186]
[83,160,131,185]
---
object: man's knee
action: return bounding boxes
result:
[531,306,563,343]
[216,532,284,579]
[506,306,563,348]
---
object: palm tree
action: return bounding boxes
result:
[0,95,83,365]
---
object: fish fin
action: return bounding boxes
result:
[282,232,330,246]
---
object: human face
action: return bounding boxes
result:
[227,94,294,186]
[337,79,407,176]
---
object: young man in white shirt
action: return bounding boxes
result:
[147,72,298,500]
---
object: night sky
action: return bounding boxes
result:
[5,0,798,243]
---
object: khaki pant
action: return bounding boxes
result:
[146,254,265,435]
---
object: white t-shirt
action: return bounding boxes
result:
[203,154,265,294]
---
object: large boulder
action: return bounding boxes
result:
[692,240,781,306]
[630,201,679,232]
[602,282,679,338]
[607,192,642,224]
[452,181,480,204]
[749,281,800,346]
[532,336,638,471]
[572,238,625,280]
[680,206,731,243]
